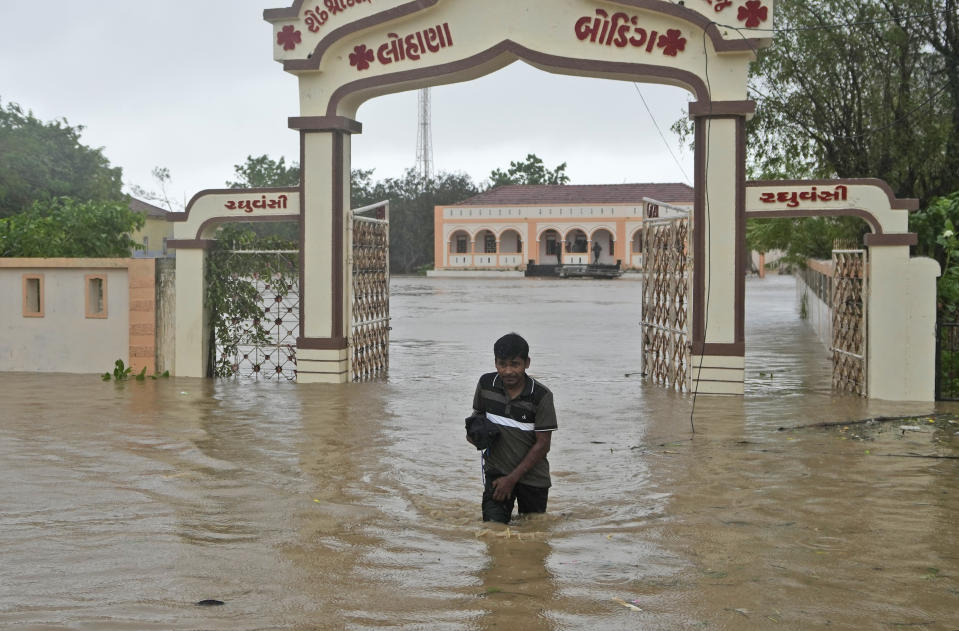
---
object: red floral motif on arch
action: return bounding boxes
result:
[737,0,769,28]
[277,25,301,51]
[349,44,375,71]
[657,29,687,56]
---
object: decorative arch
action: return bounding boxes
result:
[447,229,472,254]
[498,228,523,254]
[535,225,566,241]
[587,226,617,241]
[168,187,301,379]
[252,0,778,390]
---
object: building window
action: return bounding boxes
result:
[484,234,496,253]
[22,274,44,317]
[633,231,644,254]
[143,236,150,250]
[456,235,468,254]
[162,237,168,255]
[85,274,107,318]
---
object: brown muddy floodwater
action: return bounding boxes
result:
[2,274,958,630]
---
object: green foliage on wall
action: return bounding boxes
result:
[0,197,144,257]
[911,192,959,317]
[205,223,298,378]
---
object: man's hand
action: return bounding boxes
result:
[491,474,518,502]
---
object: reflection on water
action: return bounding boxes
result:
[1,275,958,630]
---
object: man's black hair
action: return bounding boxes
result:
[494,333,529,360]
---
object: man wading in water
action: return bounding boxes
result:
[467,333,557,523]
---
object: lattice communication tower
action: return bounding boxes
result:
[416,88,434,180]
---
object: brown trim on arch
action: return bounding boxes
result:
[167,239,214,250]
[331,130,345,341]
[326,39,711,115]
[692,342,746,356]
[692,115,747,357]
[171,187,301,224]
[296,127,346,345]
[689,100,756,118]
[735,116,745,348]
[282,0,763,72]
[299,130,307,339]
[263,0,304,21]
[747,208,884,234]
[194,215,301,240]
[289,116,363,133]
[297,336,349,350]
[693,116,706,352]
[746,179,919,211]
[864,233,918,247]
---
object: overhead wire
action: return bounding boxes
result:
[631,83,692,186]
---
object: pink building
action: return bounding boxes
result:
[433,183,694,272]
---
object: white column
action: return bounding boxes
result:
[292,119,357,384]
[173,247,208,377]
[690,112,746,395]
[867,246,940,401]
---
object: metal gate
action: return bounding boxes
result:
[831,249,867,395]
[351,203,390,380]
[936,321,959,400]
[641,209,691,391]
[213,249,299,381]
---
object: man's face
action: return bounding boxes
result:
[495,355,530,390]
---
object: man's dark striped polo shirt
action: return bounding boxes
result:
[472,372,557,488]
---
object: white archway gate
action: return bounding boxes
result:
[746,180,940,401]
[259,0,775,387]
[166,2,940,400]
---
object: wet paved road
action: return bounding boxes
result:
[1,275,957,630]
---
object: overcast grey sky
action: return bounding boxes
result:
[1,1,696,209]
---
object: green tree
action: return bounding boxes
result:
[489,154,570,187]
[910,192,959,314]
[746,216,864,266]
[683,1,959,267]
[364,169,479,273]
[0,100,125,218]
[747,0,957,203]
[0,197,144,257]
[226,154,300,189]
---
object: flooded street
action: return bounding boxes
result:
[2,274,958,630]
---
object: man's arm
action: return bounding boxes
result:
[490,430,552,501]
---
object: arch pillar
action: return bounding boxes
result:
[173,245,211,378]
[689,103,752,395]
[290,116,360,383]
[865,236,939,401]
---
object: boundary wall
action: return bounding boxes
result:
[795,260,833,350]
[0,258,157,375]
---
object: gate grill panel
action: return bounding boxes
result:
[936,321,959,400]
[641,217,691,391]
[831,249,867,396]
[213,250,299,381]
[351,207,390,380]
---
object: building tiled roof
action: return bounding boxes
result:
[452,183,695,206]
[129,198,173,219]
